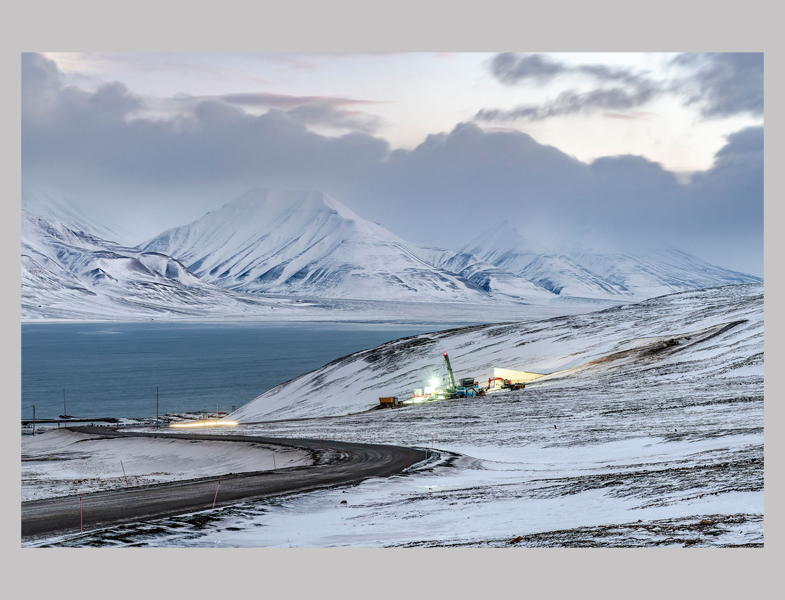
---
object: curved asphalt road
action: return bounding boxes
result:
[21,427,429,541]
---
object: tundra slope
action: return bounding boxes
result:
[230,283,763,422]
[48,283,762,547]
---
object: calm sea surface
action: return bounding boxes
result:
[21,322,446,419]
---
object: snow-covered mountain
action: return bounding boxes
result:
[22,188,135,246]
[458,223,632,299]
[142,189,494,303]
[411,246,555,301]
[460,223,761,301]
[21,210,307,320]
[567,247,762,300]
[22,189,762,318]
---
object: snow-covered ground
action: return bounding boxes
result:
[29,283,763,547]
[229,283,763,422]
[21,430,312,502]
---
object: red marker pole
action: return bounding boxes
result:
[273,451,276,469]
[212,476,223,509]
[121,461,129,489]
[80,492,83,532]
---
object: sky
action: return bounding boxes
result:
[21,52,763,275]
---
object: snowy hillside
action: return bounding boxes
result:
[57,282,762,548]
[229,283,763,422]
[142,189,494,303]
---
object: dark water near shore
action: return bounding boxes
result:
[22,322,444,419]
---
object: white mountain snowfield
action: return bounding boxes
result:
[461,222,760,301]
[43,283,762,547]
[142,187,759,304]
[23,187,760,320]
[142,189,493,303]
[21,210,323,321]
[566,247,760,300]
[22,188,135,247]
[21,429,311,502]
[20,209,602,324]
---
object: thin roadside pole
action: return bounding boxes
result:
[121,461,129,488]
[212,476,223,509]
[273,451,276,469]
[32,405,35,436]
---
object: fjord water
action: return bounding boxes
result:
[22,322,439,420]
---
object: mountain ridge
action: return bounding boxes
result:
[143,188,505,303]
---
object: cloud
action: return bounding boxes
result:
[21,53,763,276]
[215,92,383,108]
[22,53,389,187]
[491,53,648,87]
[672,53,764,118]
[478,52,764,122]
[285,103,381,133]
[476,85,660,121]
[167,91,386,132]
[490,53,569,84]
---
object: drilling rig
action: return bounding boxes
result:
[442,352,457,393]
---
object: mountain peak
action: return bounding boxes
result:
[22,186,135,246]
[142,188,489,302]
[460,220,544,260]
[222,188,364,224]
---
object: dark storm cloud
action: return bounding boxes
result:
[479,52,764,122]
[490,53,569,83]
[21,53,763,275]
[491,52,649,87]
[22,53,388,187]
[672,53,763,117]
[476,85,660,121]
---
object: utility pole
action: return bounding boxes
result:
[156,387,159,428]
[32,405,35,436]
